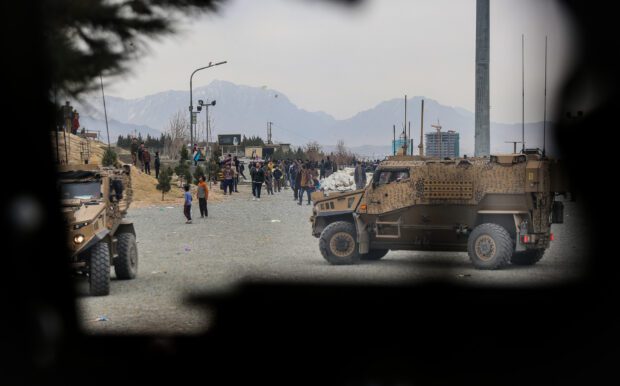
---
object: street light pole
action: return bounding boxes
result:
[189,61,227,152]
[198,99,216,159]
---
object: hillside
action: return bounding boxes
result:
[51,132,223,208]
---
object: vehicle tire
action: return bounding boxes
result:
[319,221,361,265]
[510,249,545,266]
[468,223,513,270]
[114,232,138,280]
[361,249,389,261]
[89,241,111,296]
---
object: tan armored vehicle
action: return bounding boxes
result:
[310,149,567,269]
[59,163,137,295]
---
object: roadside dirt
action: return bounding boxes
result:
[130,166,224,209]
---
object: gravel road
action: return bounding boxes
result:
[78,183,588,334]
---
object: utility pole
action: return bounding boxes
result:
[100,74,111,148]
[543,35,548,157]
[522,34,525,153]
[267,121,273,144]
[475,0,490,157]
[189,61,227,154]
[393,125,396,156]
[408,121,411,155]
[419,99,425,156]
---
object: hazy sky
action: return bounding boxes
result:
[107,0,576,123]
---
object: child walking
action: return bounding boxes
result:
[183,184,192,224]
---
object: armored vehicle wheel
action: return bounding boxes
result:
[511,249,545,266]
[114,232,138,279]
[361,249,389,261]
[89,241,111,296]
[319,221,361,265]
[468,223,513,270]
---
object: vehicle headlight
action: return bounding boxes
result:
[73,234,85,244]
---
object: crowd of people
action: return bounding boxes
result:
[130,137,160,178]
[125,138,375,223]
[218,155,334,205]
[141,148,378,224]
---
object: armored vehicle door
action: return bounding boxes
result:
[366,168,414,215]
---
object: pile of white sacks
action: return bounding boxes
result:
[320,167,373,193]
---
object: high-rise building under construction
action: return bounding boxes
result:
[425,130,460,158]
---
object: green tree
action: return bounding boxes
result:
[206,143,222,181]
[180,145,189,162]
[175,159,190,186]
[102,147,118,167]
[193,165,205,184]
[184,169,193,187]
[156,167,173,200]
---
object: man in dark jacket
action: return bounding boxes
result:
[273,166,283,192]
[137,142,145,171]
[289,161,299,200]
[324,156,332,178]
[250,162,265,200]
[354,160,366,190]
[154,151,161,179]
[142,147,151,175]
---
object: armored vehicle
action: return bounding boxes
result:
[58,163,137,295]
[310,149,567,269]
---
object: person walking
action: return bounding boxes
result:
[324,156,332,178]
[289,161,299,200]
[137,142,145,172]
[197,176,209,218]
[354,160,367,190]
[298,165,313,206]
[232,164,239,193]
[265,168,274,195]
[154,151,161,179]
[183,184,192,224]
[250,162,257,198]
[222,163,234,195]
[142,147,151,175]
[251,162,265,201]
[239,162,247,180]
[273,166,283,192]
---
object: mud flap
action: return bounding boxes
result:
[353,213,369,254]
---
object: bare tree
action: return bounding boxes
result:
[165,110,189,159]
[334,139,356,166]
[304,141,323,162]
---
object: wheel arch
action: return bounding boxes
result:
[313,212,355,237]
[114,220,136,236]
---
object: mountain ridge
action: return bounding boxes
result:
[75,79,557,156]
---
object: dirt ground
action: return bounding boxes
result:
[129,166,224,209]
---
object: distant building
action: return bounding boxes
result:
[425,130,459,158]
[218,134,242,155]
[244,143,291,159]
[392,139,407,155]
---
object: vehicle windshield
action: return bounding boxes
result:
[374,169,410,185]
[60,181,101,200]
